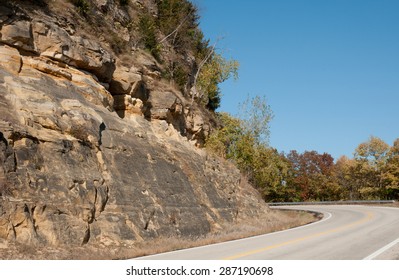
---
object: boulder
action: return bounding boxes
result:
[0,20,34,52]
[148,90,183,120]
[109,66,143,96]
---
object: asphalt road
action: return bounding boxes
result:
[136,205,399,260]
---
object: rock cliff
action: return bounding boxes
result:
[0,0,269,254]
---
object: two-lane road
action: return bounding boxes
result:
[136,205,399,260]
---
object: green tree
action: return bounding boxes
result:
[205,112,243,158]
[138,14,160,59]
[156,0,200,52]
[195,53,239,110]
[251,147,291,202]
[205,111,256,172]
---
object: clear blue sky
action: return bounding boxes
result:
[194,0,399,159]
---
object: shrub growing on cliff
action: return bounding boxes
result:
[156,0,200,53]
[196,53,239,111]
[154,0,239,110]
[138,14,160,59]
[71,0,90,16]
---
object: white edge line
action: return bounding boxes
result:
[363,206,399,260]
[363,237,399,260]
[133,208,332,260]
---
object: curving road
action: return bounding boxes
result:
[136,205,399,260]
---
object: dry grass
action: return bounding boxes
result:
[116,209,320,259]
[0,242,110,260]
[0,208,319,259]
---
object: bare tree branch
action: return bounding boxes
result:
[191,40,219,105]
[159,13,191,44]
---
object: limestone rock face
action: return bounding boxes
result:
[0,20,34,52]
[0,7,115,83]
[33,21,116,83]
[0,1,269,252]
[0,45,22,74]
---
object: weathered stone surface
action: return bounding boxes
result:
[31,21,116,82]
[148,90,179,119]
[113,95,144,117]
[0,44,22,74]
[0,48,269,249]
[109,66,142,95]
[0,16,115,83]
[0,20,34,52]
[0,1,269,255]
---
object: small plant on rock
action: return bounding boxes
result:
[71,0,90,16]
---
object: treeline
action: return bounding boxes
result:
[206,99,399,202]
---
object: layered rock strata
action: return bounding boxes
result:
[0,1,268,250]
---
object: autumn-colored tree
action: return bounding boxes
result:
[333,136,399,200]
[382,138,399,199]
[286,150,340,201]
[354,136,391,199]
[355,136,390,167]
[207,113,399,202]
[334,156,357,199]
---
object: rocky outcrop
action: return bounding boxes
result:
[0,1,269,252]
[0,14,115,82]
[0,2,212,142]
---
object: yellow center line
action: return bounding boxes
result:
[223,211,374,260]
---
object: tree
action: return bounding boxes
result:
[136,0,239,111]
[138,14,159,59]
[238,95,274,145]
[205,111,256,173]
[156,0,200,52]
[334,156,356,200]
[354,136,390,199]
[382,138,399,199]
[355,136,390,168]
[205,96,279,200]
[205,112,243,158]
[251,147,291,202]
[194,51,239,110]
[286,150,340,201]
